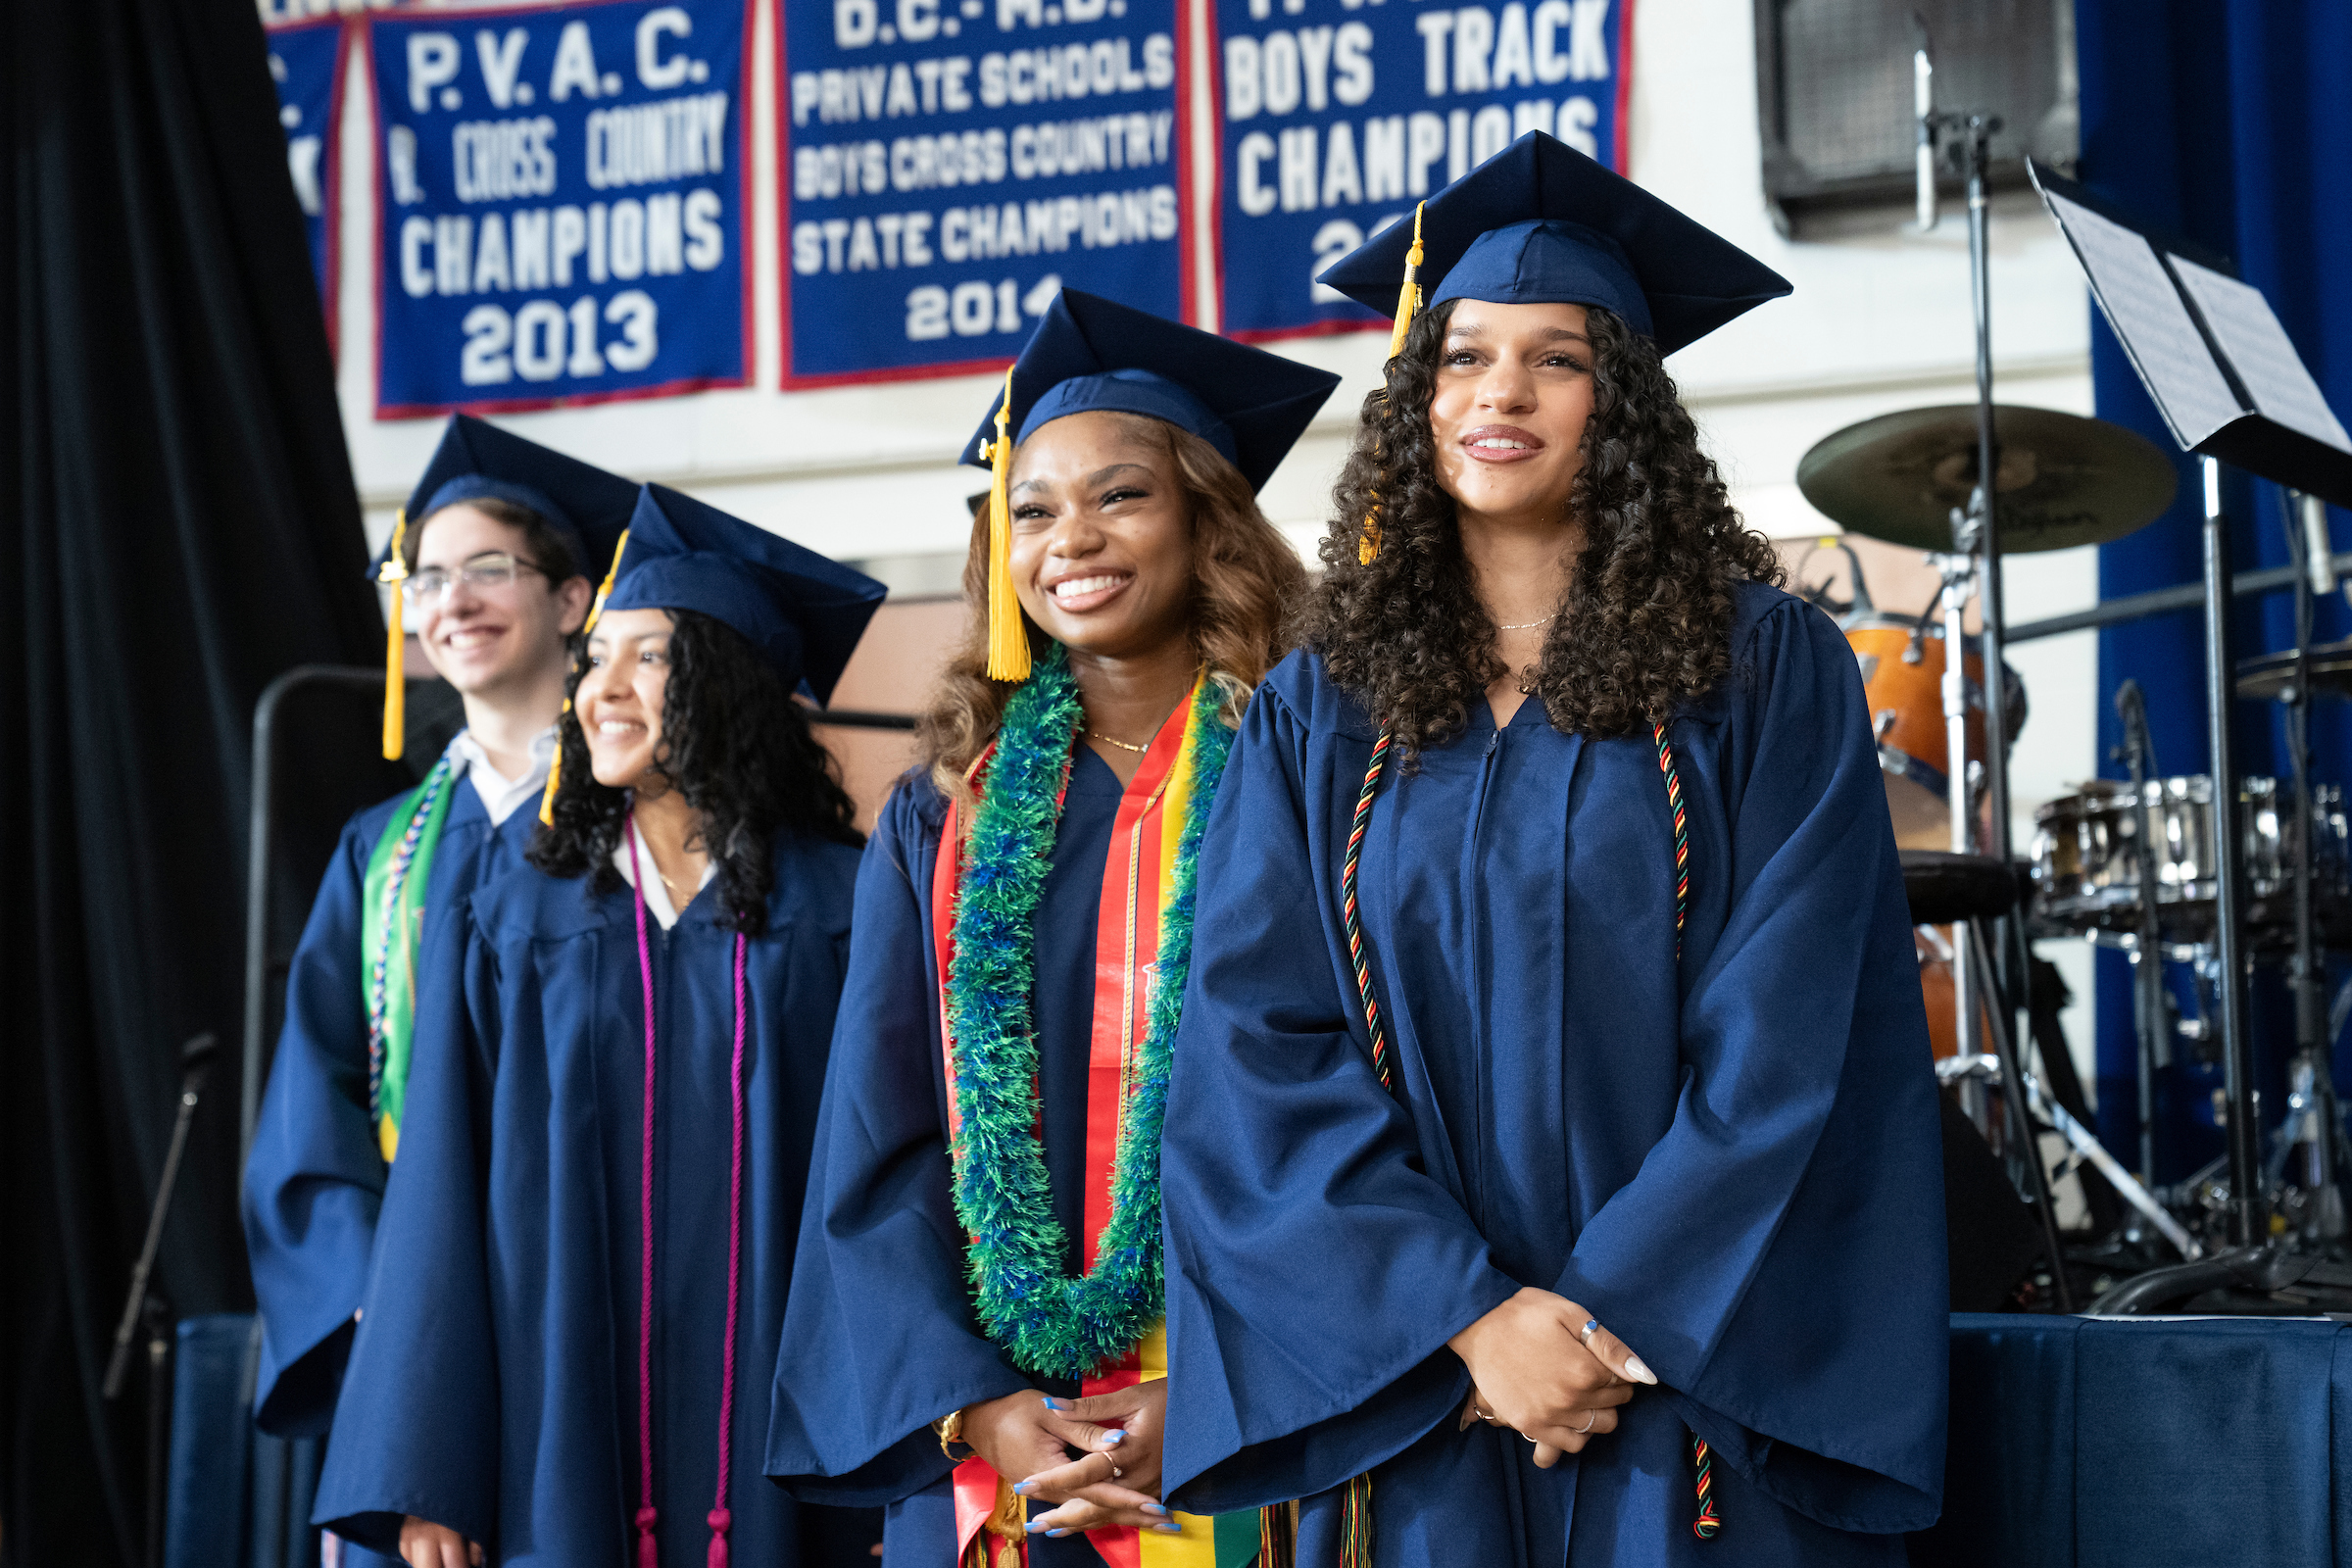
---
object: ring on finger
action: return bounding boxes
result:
[1574,1411,1596,1434]
[1472,1405,1494,1423]
[1110,1465,1124,1479]
[1578,1318,1600,1348]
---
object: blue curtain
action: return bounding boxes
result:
[2081,0,2352,1182]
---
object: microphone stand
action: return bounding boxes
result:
[104,1032,219,1568]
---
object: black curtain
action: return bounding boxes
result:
[2,0,393,1558]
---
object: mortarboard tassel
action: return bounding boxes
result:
[539,528,632,826]
[1361,202,1429,566]
[1386,200,1427,362]
[981,366,1031,682]
[379,511,410,760]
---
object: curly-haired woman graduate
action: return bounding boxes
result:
[1155,134,1947,1567]
[314,486,886,1568]
[764,290,1337,1567]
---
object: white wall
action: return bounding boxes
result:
[326,0,2104,1072]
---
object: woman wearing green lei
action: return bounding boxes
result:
[766,290,1337,1567]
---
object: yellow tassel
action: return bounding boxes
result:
[379,511,410,760]
[538,528,632,827]
[981,367,1030,682]
[1386,200,1427,362]
[1358,202,1428,567]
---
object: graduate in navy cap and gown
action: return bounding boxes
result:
[243,416,636,1561]
[1155,132,1949,1567]
[313,485,887,1568]
[764,289,1337,1567]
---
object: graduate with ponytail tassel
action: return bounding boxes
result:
[314,485,886,1568]
[243,417,634,1567]
[764,289,1337,1567]
[1155,133,1949,1567]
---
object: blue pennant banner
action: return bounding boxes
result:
[1211,0,1629,341]
[268,16,347,323]
[370,0,750,416]
[779,0,1189,387]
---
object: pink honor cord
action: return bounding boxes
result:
[709,931,747,1568]
[625,818,753,1568]
[627,818,661,1568]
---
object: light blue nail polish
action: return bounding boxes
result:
[1011,1483,1030,1495]
[1155,1522,1183,1534]
[1024,1521,1044,1534]
[1145,1504,1169,1517]
[1041,1396,1066,1410]
[1048,1529,1069,1538]
[1103,1431,1125,1446]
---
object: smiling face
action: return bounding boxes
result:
[1005,410,1197,662]
[411,502,590,699]
[576,606,675,792]
[1427,300,1597,528]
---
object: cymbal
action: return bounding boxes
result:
[1797,405,2178,553]
[2237,638,2352,702]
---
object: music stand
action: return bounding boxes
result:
[2029,161,2352,1249]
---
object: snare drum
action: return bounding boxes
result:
[2030,776,2349,946]
[1844,614,2026,849]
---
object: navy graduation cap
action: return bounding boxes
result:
[957,287,1341,680]
[957,288,1340,493]
[381,414,638,588]
[375,414,640,760]
[602,483,886,707]
[1317,130,1793,360]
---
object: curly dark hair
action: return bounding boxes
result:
[527,610,862,934]
[1297,300,1783,758]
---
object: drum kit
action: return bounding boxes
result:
[1798,395,2352,1298]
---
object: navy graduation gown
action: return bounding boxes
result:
[243,781,533,1437]
[1158,583,1947,1566]
[314,828,872,1568]
[764,756,1128,1567]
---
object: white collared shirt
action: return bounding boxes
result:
[445,725,559,827]
[611,821,715,931]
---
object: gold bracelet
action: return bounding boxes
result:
[936,1405,972,1461]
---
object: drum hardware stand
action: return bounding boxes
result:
[2275,485,2344,1241]
[2113,680,2171,1192]
[1934,529,1985,1067]
[1960,916,2077,1309]
[1936,1056,2199,1258]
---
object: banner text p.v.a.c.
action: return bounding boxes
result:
[371,0,750,417]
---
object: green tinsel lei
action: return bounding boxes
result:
[945,645,1234,1381]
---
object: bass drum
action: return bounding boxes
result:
[1844,613,2028,850]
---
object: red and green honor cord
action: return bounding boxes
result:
[362,753,458,1161]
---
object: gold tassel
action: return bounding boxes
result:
[379,511,410,760]
[538,528,632,827]
[1359,202,1428,567]
[1386,200,1427,362]
[981,366,1030,682]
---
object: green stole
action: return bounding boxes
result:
[360,752,459,1161]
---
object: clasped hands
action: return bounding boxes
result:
[960,1378,1183,1540]
[1447,1287,1656,1470]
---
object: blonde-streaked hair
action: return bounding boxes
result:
[916,412,1306,806]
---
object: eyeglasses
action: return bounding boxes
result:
[399,551,550,607]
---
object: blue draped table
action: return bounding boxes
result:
[1910,1312,2351,1566]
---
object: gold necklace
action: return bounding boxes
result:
[1087,728,1152,754]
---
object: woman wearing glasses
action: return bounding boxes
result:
[242,416,633,1568]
